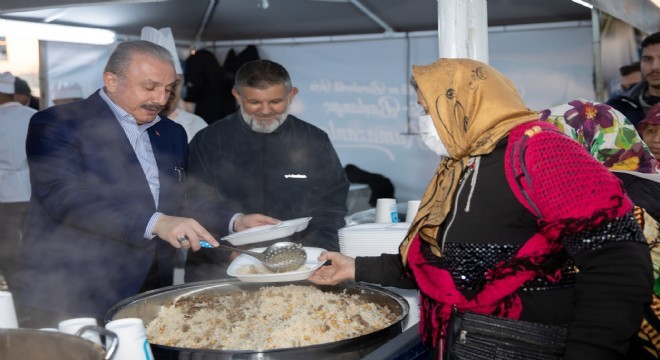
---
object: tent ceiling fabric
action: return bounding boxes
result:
[589,0,660,34]
[0,0,596,43]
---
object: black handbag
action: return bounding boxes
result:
[444,309,568,360]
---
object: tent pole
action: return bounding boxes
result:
[469,0,489,64]
[437,0,488,62]
[591,7,606,102]
[192,0,218,51]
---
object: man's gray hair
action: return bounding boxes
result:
[104,40,174,78]
[234,59,292,93]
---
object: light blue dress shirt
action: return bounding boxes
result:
[99,89,162,239]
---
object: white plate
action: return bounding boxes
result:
[227,246,326,282]
[340,222,410,232]
[279,217,312,232]
[221,217,313,246]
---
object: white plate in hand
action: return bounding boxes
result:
[227,246,326,282]
[222,217,312,246]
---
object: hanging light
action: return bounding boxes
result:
[258,0,270,9]
[0,19,116,45]
[571,0,593,9]
[43,9,69,23]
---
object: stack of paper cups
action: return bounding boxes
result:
[406,200,421,223]
[375,198,398,223]
[0,291,18,328]
[105,318,154,360]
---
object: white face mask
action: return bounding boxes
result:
[418,114,450,157]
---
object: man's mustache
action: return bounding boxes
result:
[142,104,164,112]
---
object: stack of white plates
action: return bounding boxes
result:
[338,222,419,330]
[338,222,410,258]
[386,287,420,330]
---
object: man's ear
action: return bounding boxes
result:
[231,88,240,102]
[103,72,118,93]
[289,87,299,101]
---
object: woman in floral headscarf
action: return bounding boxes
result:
[541,99,659,218]
[310,58,653,359]
[542,100,660,359]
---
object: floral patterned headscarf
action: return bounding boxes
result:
[399,58,539,263]
[540,99,659,182]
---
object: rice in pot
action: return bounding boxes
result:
[146,284,398,350]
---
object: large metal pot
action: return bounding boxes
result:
[0,327,117,360]
[106,280,409,360]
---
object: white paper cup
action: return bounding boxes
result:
[105,318,154,360]
[0,291,18,329]
[406,200,421,223]
[58,317,101,344]
[375,198,398,223]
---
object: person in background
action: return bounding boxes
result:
[619,61,642,92]
[638,103,660,170]
[541,100,660,358]
[0,71,36,289]
[13,76,40,111]
[608,32,660,126]
[50,81,84,105]
[542,99,660,218]
[160,87,208,143]
[184,59,349,282]
[141,26,207,143]
[310,58,652,359]
[12,40,277,328]
[183,49,231,125]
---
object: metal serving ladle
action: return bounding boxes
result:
[200,240,307,273]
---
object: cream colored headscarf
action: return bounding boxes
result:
[400,58,539,264]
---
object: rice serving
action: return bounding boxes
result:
[146,284,398,350]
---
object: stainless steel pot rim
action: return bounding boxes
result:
[108,279,411,314]
[0,328,109,352]
[0,328,94,340]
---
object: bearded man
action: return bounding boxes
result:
[608,31,660,126]
[183,59,349,282]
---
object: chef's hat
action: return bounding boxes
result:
[51,81,83,100]
[140,26,183,74]
[0,72,15,94]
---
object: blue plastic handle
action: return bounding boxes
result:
[199,240,214,248]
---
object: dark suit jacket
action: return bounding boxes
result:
[13,90,232,319]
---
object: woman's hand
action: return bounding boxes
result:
[308,251,356,285]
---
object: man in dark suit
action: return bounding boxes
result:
[12,40,276,328]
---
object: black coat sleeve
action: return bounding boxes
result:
[563,233,653,359]
[355,253,417,289]
[615,173,660,219]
